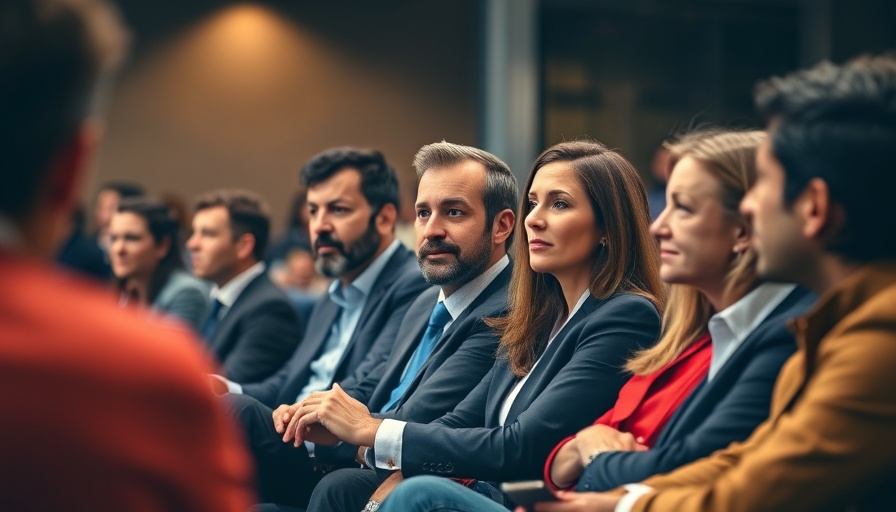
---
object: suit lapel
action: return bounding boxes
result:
[330,248,412,376]
[381,294,435,383]
[209,274,263,352]
[494,295,599,425]
[277,298,341,402]
[403,264,513,405]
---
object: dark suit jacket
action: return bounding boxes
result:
[391,293,661,483]
[241,246,428,408]
[207,271,303,384]
[315,263,513,466]
[577,287,816,492]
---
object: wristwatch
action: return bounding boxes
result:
[363,499,380,512]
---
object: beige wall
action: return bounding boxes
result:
[91,2,478,233]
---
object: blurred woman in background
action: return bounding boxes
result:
[109,197,209,330]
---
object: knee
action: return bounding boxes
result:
[383,476,456,509]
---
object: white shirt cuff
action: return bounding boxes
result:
[213,374,243,394]
[615,484,654,512]
[373,419,406,470]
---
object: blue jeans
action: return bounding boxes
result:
[379,476,511,512]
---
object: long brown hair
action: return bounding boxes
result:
[489,141,664,377]
[627,129,765,376]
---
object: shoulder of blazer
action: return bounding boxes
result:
[154,270,208,307]
[219,273,296,328]
[583,292,660,323]
[372,245,421,292]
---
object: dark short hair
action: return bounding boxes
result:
[412,141,519,249]
[99,181,145,200]
[0,0,127,219]
[194,189,270,262]
[299,147,400,214]
[755,54,896,262]
[116,196,183,303]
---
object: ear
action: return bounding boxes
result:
[374,202,397,235]
[491,209,515,247]
[46,119,103,213]
[235,232,256,260]
[796,178,833,241]
[732,220,751,254]
[155,235,172,261]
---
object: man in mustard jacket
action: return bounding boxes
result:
[536,54,896,512]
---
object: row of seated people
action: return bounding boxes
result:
[196,125,802,512]
[105,127,806,510]
[6,2,893,508]
[103,82,892,512]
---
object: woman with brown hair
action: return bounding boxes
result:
[295,140,664,512]
[109,196,209,329]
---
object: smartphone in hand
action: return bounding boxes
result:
[501,480,557,511]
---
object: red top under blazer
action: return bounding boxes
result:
[544,332,713,490]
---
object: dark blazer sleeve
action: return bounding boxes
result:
[576,316,797,491]
[397,294,661,483]
[219,288,303,384]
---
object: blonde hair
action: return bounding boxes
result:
[489,141,664,377]
[627,129,765,376]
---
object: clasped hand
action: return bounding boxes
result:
[271,383,381,447]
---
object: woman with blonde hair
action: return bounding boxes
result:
[378,130,814,512]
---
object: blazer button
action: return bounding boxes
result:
[422,462,430,471]
[445,464,454,473]
[436,464,444,472]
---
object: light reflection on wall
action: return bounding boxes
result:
[97,2,477,229]
[143,4,316,150]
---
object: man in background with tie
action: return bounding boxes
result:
[281,142,520,512]
[189,189,302,384]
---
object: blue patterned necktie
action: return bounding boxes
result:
[201,298,224,340]
[380,301,452,412]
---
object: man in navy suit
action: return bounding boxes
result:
[216,147,430,506]
[189,189,302,383]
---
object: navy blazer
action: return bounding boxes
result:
[207,272,302,384]
[315,263,513,466]
[393,292,661,483]
[241,246,428,408]
[576,287,816,492]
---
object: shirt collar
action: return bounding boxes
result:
[439,254,510,321]
[328,239,402,307]
[210,261,266,307]
[707,282,796,379]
